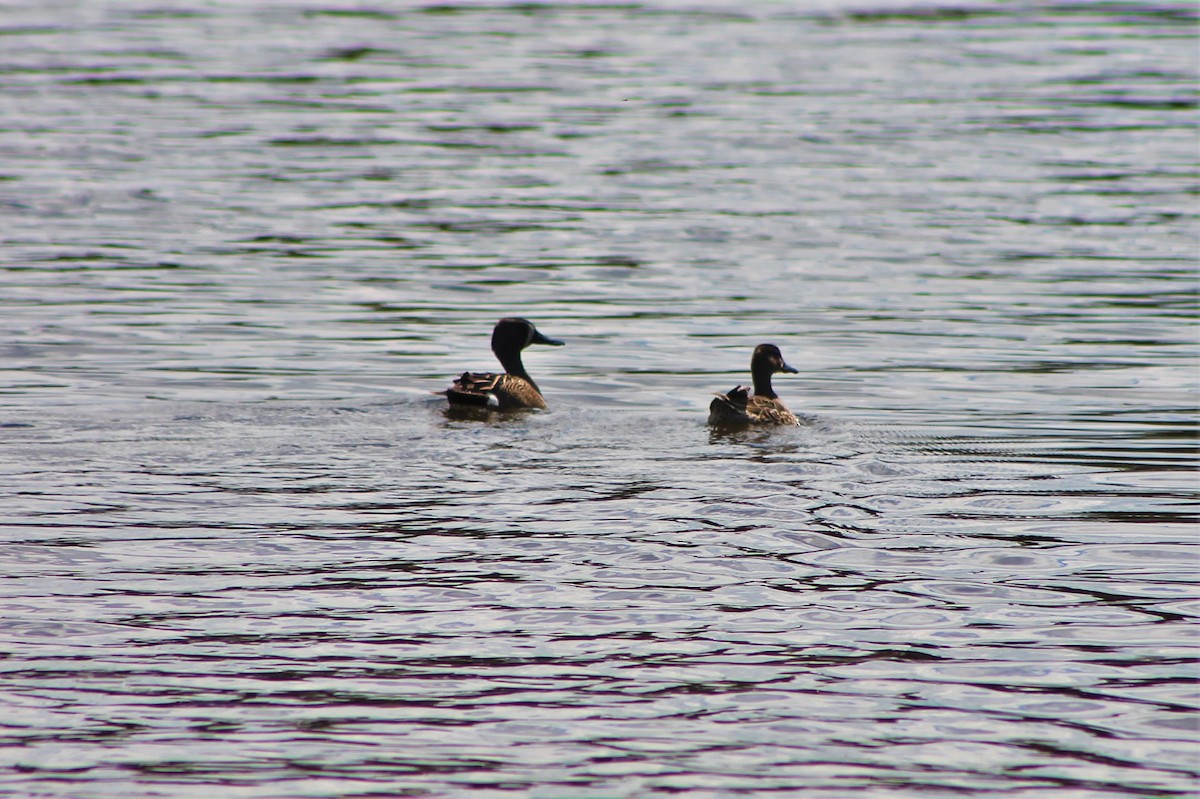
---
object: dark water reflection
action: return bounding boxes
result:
[1,0,1197,797]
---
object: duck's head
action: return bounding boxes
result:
[752,343,797,376]
[492,317,564,354]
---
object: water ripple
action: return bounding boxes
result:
[0,0,1196,796]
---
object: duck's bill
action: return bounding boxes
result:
[532,331,565,346]
[780,362,799,373]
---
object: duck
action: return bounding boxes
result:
[708,343,800,426]
[444,317,564,410]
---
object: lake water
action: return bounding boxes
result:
[0,1,1197,797]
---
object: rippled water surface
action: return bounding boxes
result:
[1,1,1197,796]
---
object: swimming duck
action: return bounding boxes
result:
[708,343,800,426]
[444,317,564,410]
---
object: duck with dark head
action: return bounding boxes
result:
[708,343,800,426]
[444,317,564,411]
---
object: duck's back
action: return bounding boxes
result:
[446,372,547,410]
[744,394,798,425]
[708,386,797,426]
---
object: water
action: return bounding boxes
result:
[1,1,1197,796]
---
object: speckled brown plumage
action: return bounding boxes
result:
[446,371,549,411]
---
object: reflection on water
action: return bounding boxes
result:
[0,0,1196,797]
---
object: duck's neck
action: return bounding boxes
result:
[751,367,777,399]
[497,349,538,391]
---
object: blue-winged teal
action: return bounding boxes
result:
[444,317,564,410]
[708,343,800,426]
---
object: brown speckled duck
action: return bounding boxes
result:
[444,317,564,410]
[708,343,800,426]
